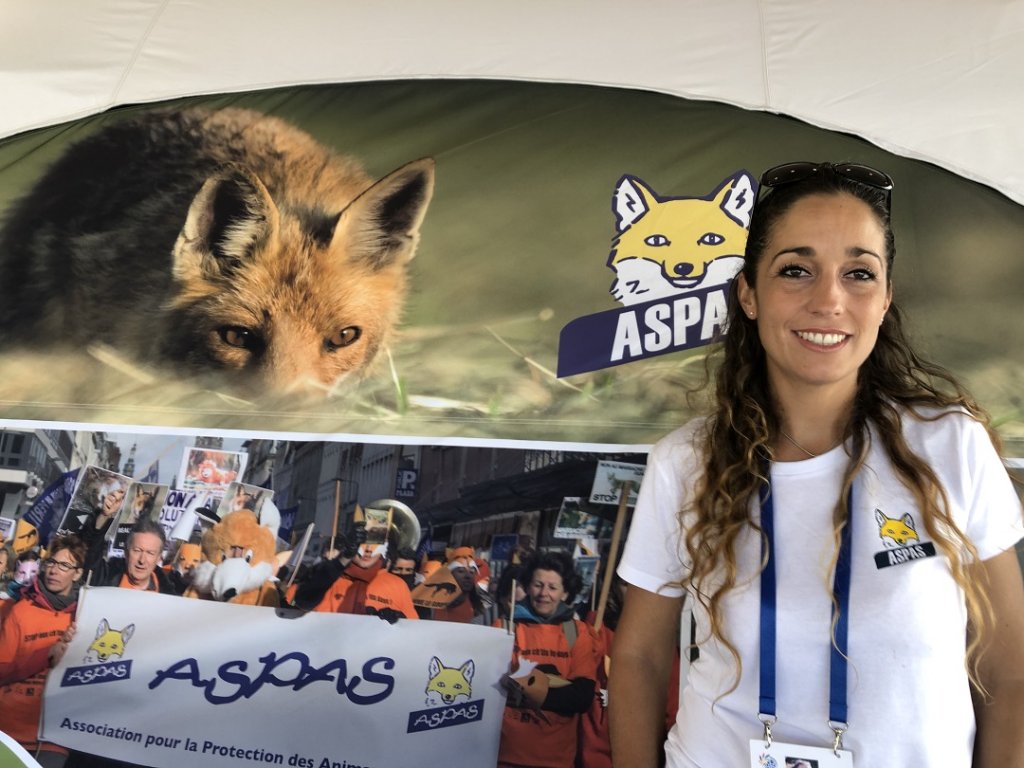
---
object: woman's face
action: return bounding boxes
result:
[738,192,891,402]
[42,547,83,596]
[527,568,568,618]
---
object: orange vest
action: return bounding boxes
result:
[314,568,418,619]
[0,594,73,753]
[497,619,600,768]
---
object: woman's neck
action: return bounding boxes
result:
[772,382,853,461]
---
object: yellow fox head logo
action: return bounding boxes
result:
[607,172,756,306]
[85,619,135,663]
[425,657,474,706]
[874,509,919,548]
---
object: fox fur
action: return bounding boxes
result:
[0,107,435,392]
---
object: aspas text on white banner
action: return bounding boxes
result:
[42,587,513,768]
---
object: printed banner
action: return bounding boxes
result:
[552,497,600,539]
[588,461,645,506]
[56,466,131,538]
[43,588,513,768]
[213,482,274,523]
[106,482,170,557]
[159,488,200,540]
[178,449,248,495]
[557,282,732,377]
[22,468,80,547]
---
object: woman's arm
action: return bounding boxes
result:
[971,546,1024,768]
[609,584,684,768]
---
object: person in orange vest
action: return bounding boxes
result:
[293,523,417,621]
[575,574,680,768]
[426,546,494,624]
[0,534,85,766]
[496,550,600,768]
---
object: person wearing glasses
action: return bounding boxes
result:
[0,534,85,766]
[609,162,1024,767]
[84,517,178,594]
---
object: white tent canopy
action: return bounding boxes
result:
[2,0,1023,204]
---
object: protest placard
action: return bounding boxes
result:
[56,467,131,538]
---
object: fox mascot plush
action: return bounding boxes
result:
[0,107,435,393]
[187,500,282,607]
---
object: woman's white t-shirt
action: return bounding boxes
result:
[618,410,1024,768]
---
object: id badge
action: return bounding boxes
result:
[749,739,853,767]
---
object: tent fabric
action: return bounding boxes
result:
[1,1,1023,205]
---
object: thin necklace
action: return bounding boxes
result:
[779,429,818,459]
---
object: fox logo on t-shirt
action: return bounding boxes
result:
[874,509,919,548]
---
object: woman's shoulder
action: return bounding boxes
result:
[893,404,990,444]
[648,416,710,463]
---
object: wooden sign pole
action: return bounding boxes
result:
[329,479,342,553]
[593,480,632,632]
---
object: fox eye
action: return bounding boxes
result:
[644,234,670,247]
[325,327,361,351]
[219,326,261,350]
[697,232,724,246]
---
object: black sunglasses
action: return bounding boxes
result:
[759,161,894,198]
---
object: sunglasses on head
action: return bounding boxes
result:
[759,161,894,200]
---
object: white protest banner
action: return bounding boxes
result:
[588,460,645,506]
[43,588,513,768]
[159,488,197,533]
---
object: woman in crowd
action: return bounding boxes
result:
[0,534,84,767]
[610,162,1024,766]
[497,550,600,768]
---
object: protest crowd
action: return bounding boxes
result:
[0,479,667,768]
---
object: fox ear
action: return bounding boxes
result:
[96,619,110,639]
[460,659,475,683]
[121,623,135,644]
[428,656,442,678]
[713,171,757,229]
[874,509,886,528]
[338,157,435,271]
[612,175,655,232]
[174,165,279,280]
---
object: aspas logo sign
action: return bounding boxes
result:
[407,656,484,733]
[557,171,756,377]
[61,618,136,687]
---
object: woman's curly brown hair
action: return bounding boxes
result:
[683,166,998,694]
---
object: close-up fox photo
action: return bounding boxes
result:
[0,80,1020,448]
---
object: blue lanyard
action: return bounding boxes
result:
[758,475,853,746]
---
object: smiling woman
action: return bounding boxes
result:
[0,534,86,766]
[611,162,1024,768]
[497,550,599,768]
